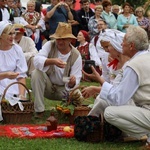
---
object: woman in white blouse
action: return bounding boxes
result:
[0,21,27,99]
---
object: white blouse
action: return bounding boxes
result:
[0,44,27,95]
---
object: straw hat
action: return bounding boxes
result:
[13,24,25,33]
[50,22,77,39]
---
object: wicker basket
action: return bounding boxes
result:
[86,114,104,142]
[1,82,34,124]
[68,86,91,124]
[69,105,91,124]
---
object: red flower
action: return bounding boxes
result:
[15,28,25,33]
[29,14,33,19]
[19,28,25,33]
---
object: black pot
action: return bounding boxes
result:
[83,60,96,74]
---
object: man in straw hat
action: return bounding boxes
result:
[31,22,82,118]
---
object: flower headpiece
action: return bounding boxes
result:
[15,28,25,33]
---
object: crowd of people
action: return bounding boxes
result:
[0,0,150,148]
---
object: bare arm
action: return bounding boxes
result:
[82,86,101,99]
[46,4,58,19]
[44,58,67,68]
[17,77,26,99]
[46,2,73,20]
[0,72,19,80]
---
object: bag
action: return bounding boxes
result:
[74,115,122,142]
[83,60,96,74]
[74,115,102,142]
[104,121,122,142]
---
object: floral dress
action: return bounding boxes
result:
[137,17,150,39]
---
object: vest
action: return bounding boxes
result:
[0,7,14,21]
[127,53,150,107]
[77,43,90,60]
[46,40,80,77]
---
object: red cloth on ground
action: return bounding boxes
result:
[0,124,74,139]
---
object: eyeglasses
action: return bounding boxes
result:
[136,11,142,13]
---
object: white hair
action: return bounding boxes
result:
[126,25,149,51]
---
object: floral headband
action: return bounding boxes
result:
[15,28,25,33]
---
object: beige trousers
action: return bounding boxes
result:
[31,69,67,112]
[88,97,110,117]
[104,105,150,140]
[89,97,150,139]
[27,56,35,76]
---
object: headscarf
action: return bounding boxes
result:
[101,29,125,53]
[0,21,11,36]
[80,30,90,42]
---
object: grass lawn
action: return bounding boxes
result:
[0,79,144,150]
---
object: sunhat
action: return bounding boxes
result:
[50,22,77,39]
[13,24,25,33]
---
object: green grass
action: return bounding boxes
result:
[0,79,145,150]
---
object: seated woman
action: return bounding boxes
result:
[117,2,138,33]
[88,5,103,40]
[0,21,27,100]
[135,6,150,40]
[14,24,38,76]
[99,29,128,84]
[81,29,129,111]
[20,0,45,50]
[76,30,102,79]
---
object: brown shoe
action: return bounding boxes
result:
[35,111,45,119]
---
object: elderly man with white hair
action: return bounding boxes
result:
[83,25,150,147]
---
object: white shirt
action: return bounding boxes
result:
[91,31,106,62]
[34,41,82,87]
[1,8,10,21]
[100,51,149,106]
[0,44,27,95]
[17,36,38,62]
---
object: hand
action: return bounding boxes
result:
[81,86,98,99]
[82,66,103,83]
[53,58,67,68]
[68,75,76,88]
[124,24,130,28]
[30,25,36,32]
[6,72,19,79]
[56,2,65,7]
